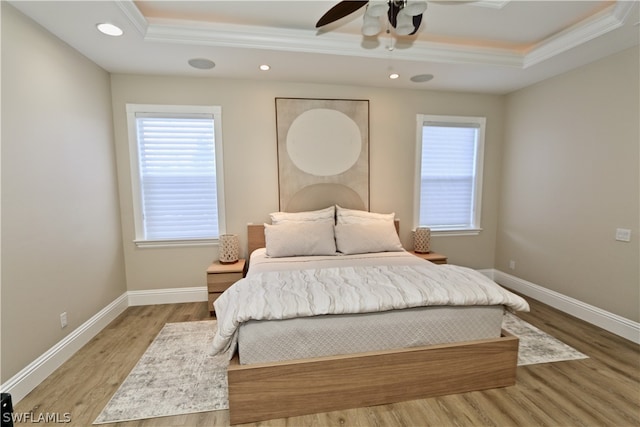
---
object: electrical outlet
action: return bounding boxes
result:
[60,312,68,329]
[615,228,631,242]
[509,260,516,270]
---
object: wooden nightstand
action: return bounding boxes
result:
[206,259,246,316]
[410,251,448,265]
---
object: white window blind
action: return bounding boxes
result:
[415,115,485,233]
[127,105,225,245]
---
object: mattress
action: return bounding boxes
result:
[236,249,506,365]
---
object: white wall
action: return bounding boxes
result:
[1,3,127,381]
[110,75,506,291]
[497,47,639,322]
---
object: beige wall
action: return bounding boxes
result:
[110,75,505,290]
[1,4,127,381]
[5,0,637,387]
[497,47,640,322]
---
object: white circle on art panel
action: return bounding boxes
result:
[286,108,362,176]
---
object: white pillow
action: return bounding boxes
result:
[264,221,337,257]
[336,205,395,225]
[270,206,335,224]
[334,222,404,255]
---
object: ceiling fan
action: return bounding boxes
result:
[316,1,425,36]
[316,1,469,37]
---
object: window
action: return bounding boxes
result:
[414,114,485,234]
[126,104,225,246]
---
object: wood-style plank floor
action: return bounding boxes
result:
[13,297,640,426]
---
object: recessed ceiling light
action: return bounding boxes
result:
[188,58,216,70]
[259,64,271,71]
[96,23,123,37]
[410,74,434,83]
[389,73,400,80]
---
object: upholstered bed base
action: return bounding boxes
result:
[237,304,504,365]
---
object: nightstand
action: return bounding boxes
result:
[410,251,448,265]
[206,259,246,316]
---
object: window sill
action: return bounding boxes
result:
[430,228,482,237]
[134,238,218,248]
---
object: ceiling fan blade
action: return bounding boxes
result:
[409,14,423,35]
[387,1,401,27]
[316,1,369,28]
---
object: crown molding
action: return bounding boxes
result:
[115,0,148,36]
[144,19,523,67]
[116,0,631,71]
[523,0,635,68]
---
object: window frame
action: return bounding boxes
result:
[413,114,486,236]
[126,104,226,248]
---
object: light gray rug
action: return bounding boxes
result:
[94,314,588,424]
[93,320,227,424]
[503,312,588,366]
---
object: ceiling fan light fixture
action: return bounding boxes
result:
[389,72,400,79]
[403,1,428,16]
[394,9,415,35]
[365,1,389,17]
[362,14,382,36]
[318,1,424,38]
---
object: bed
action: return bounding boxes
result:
[213,206,529,424]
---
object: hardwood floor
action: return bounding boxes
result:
[13,297,640,426]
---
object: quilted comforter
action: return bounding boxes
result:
[211,257,529,357]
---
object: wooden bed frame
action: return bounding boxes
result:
[226,224,519,425]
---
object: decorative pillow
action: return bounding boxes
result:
[270,206,335,224]
[334,222,404,255]
[336,205,395,225]
[264,221,337,257]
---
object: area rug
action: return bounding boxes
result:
[503,312,588,366]
[93,320,226,424]
[94,314,588,424]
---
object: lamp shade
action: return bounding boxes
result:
[219,234,240,263]
[414,227,431,253]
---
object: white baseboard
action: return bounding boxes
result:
[1,293,129,403]
[2,286,208,405]
[493,269,640,344]
[4,275,637,406]
[127,286,207,306]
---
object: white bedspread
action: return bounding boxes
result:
[212,250,529,357]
